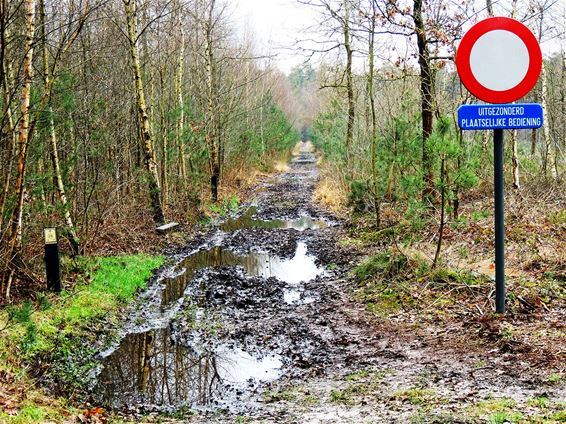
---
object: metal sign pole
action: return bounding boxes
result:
[457,17,542,314]
[493,129,505,313]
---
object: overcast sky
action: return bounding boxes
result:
[232,0,320,74]
[229,0,565,75]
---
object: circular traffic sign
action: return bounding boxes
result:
[456,17,542,104]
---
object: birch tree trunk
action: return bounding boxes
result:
[2,0,35,301]
[540,62,555,178]
[511,130,520,189]
[175,8,186,181]
[508,0,520,189]
[123,0,165,224]
[344,0,354,171]
[533,3,555,178]
[368,0,380,228]
[40,0,81,256]
[561,47,566,173]
[0,27,16,233]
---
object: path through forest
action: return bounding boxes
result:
[93,143,565,423]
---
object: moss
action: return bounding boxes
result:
[549,210,566,225]
[0,396,74,424]
[358,226,397,244]
[393,387,440,407]
[329,389,350,404]
[300,395,320,406]
[346,369,371,381]
[548,410,566,421]
[548,373,564,385]
[262,388,297,403]
[354,251,410,282]
[488,411,523,424]
[354,252,392,281]
[327,369,392,405]
[465,398,530,423]
[527,397,550,409]
[0,404,63,424]
[429,268,489,288]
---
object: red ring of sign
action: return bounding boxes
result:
[456,17,542,104]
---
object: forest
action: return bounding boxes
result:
[0,0,565,422]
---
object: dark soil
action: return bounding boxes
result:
[92,143,566,423]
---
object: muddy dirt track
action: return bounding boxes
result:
[93,143,565,423]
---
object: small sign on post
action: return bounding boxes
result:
[44,227,61,293]
[456,17,543,313]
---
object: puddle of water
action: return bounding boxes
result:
[96,327,282,410]
[161,241,324,307]
[97,328,216,409]
[220,207,327,232]
[98,243,322,409]
[283,288,317,304]
[215,345,283,385]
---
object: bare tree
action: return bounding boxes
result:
[2,0,36,301]
[123,0,165,224]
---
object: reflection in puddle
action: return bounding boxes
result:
[97,243,322,409]
[97,328,282,409]
[99,231,324,409]
[220,207,327,232]
[161,242,324,307]
[97,328,218,409]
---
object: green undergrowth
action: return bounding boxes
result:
[465,397,566,423]
[353,250,491,319]
[353,245,565,323]
[208,194,240,217]
[353,242,565,372]
[329,368,395,405]
[0,254,164,422]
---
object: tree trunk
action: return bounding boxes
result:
[561,46,566,173]
[540,62,555,178]
[511,129,520,189]
[2,0,35,301]
[40,0,80,256]
[123,0,165,224]
[413,0,435,203]
[433,155,446,268]
[486,0,494,15]
[158,66,168,207]
[204,0,219,202]
[368,1,380,228]
[0,33,16,233]
[453,128,464,220]
[344,0,354,170]
[175,8,186,181]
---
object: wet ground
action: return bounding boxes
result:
[93,143,565,423]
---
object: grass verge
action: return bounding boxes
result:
[0,254,164,422]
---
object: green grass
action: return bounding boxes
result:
[548,373,564,385]
[0,254,164,422]
[2,403,65,424]
[262,388,297,403]
[5,255,163,361]
[466,398,526,423]
[393,387,439,406]
[549,209,566,225]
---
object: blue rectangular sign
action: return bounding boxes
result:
[458,103,543,130]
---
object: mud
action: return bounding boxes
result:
[93,143,565,423]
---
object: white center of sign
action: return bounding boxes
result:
[469,29,529,91]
